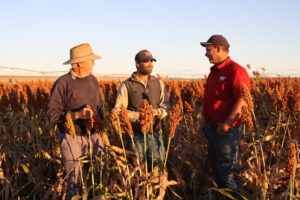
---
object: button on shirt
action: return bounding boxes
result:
[203,57,250,126]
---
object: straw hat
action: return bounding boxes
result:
[63,43,102,65]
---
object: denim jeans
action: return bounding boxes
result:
[126,132,165,172]
[204,123,241,198]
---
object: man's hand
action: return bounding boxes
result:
[75,107,94,119]
[217,122,231,135]
[152,109,160,117]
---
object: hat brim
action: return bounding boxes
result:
[200,42,213,47]
[63,54,102,65]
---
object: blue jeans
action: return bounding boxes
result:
[127,132,165,172]
[204,124,241,195]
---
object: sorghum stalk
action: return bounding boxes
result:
[164,104,182,168]
[65,112,85,192]
[139,100,153,200]
[139,100,154,173]
[242,84,267,199]
[110,108,132,198]
[85,105,96,194]
[119,105,141,174]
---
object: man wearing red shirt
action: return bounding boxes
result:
[200,35,250,198]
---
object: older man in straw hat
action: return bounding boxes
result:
[47,43,105,199]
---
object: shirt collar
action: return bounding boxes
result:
[131,72,156,85]
[210,56,231,72]
[69,69,80,80]
[69,69,91,80]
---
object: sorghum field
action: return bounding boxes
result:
[0,76,299,200]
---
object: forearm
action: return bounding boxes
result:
[216,98,245,134]
[47,97,65,123]
[157,80,170,119]
[47,109,64,123]
[127,110,140,122]
[115,83,140,122]
[225,98,245,124]
[48,108,76,124]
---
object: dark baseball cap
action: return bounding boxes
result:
[200,35,230,48]
[135,50,157,62]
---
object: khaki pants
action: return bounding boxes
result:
[59,132,104,199]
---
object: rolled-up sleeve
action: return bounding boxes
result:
[157,80,170,119]
[115,82,140,122]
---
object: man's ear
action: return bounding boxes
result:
[135,62,140,68]
[216,46,222,53]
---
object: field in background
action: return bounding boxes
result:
[0,77,299,199]
[0,76,199,83]
[0,76,127,82]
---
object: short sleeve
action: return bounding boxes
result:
[232,67,250,100]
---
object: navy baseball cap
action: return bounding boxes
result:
[135,50,157,62]
[200,35,230,48]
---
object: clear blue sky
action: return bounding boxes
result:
[0,0,299,77]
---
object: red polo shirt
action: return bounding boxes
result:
[203,57,250,126]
